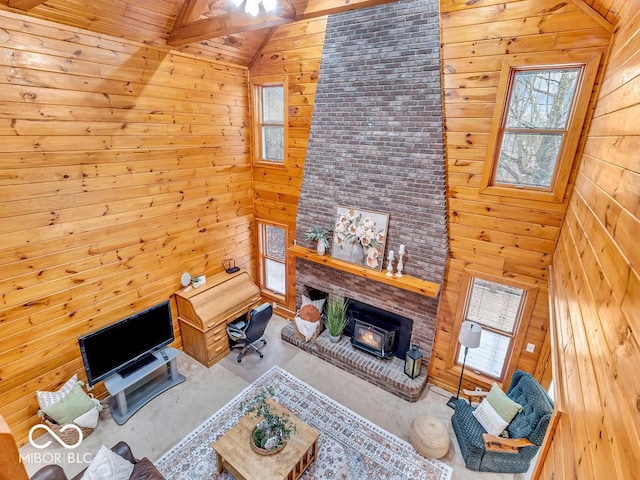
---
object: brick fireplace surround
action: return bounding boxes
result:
[285,0,447,402]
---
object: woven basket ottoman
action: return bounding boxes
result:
[409,415,450,459]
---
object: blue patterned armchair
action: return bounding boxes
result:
[451,370,554,473]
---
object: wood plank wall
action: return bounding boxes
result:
[249,18,327,313]
[427,0,611,393]
[0,0,262,65]
[0,0,633,456]
[543,2,640,478]
[0,9,252,444]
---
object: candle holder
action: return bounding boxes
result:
[396,251,405,277]
[386,250,394,276]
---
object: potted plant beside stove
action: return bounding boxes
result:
[324,296,349,343]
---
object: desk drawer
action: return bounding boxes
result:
[205,322,228,347]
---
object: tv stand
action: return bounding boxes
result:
[117,353,156,378]
[104,347,186,425]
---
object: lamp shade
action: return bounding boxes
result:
[458,321,482,348]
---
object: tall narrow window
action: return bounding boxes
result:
[449,272,538,384]
[458,278,525,380]
[480,53,600,202]
[257,222,286,297]
[252,77,287,166]
[260,85,284,161]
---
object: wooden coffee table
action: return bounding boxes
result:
[212,401,320,480]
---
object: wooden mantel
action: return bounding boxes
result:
[289,245,441,298]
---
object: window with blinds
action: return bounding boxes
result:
[457,278,525,380]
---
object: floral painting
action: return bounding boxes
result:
[331,207,389,271]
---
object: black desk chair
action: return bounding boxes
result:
[226,303,273,362]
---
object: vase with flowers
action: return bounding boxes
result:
[304,226,332,256]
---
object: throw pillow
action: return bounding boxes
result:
[472,398,509,436]
[302,295,326,312]
[36,374,79,410]
[82,445,134,480]
[486,383,524,423]
[42,383,98,425]
[299,304,321,322]
[73,405,100,429]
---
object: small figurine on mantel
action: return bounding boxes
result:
[386,250,394,276]
[396,245,405,277]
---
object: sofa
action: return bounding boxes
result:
[30,441,165,480]
[451,370,554,473]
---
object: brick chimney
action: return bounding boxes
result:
[295,0,446,370]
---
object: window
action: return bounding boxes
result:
[260,86,284,161]
[495,69,579,188]
[257,221,287,297]
[458,278,524,379]
[252,77,288,165]
[480,53,600,202]
[449,271,538,383]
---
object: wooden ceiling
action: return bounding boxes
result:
[0,0,401,65]
[0,0,631,66]
[579,0,623,25]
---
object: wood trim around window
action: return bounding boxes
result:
[445,269,539,389]
[255,218,290,305]
[250,75,289,169]
[479,52,601,203]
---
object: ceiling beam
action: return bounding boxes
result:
[568,0,613,32]
[168,0,400,47]
[7,0,47,10]
[294,0,400,20]
[249,26,278,68]
[168,12,291,46]
[173,0,211,29]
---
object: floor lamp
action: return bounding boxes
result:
[447,321,482,409]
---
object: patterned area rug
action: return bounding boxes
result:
[156,366,452,480]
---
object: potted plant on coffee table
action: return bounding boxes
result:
[304,226,332,256]
[242,387,297,455]
[324,296,349,343]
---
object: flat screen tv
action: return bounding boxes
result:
[78,301,175,386]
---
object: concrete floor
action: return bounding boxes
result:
[21,316,525,480]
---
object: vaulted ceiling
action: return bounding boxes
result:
[0,0,402,65]
[0,0,629,66]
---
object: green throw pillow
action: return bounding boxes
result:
[486,383,523,423]
[42,383,96,425]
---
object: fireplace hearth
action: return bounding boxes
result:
[281,321,427,402]
[282,290,426,400]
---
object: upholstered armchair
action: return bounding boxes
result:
[451,370,554,473]
[30,441,165,480]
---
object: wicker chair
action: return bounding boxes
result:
[451,370,553,473]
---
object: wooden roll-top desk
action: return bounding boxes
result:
[174,269,261,367]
